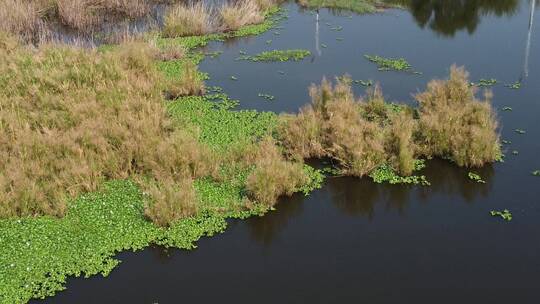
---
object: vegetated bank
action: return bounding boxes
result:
[0,2,501,304]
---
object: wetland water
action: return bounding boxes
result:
[37,1,540,303]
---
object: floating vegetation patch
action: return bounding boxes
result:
[370,160,430,186]
[230,75,238,80]
[364,54,414,72]
[514,129,526,134]
[205,51,222,59]
[353,79,373,87]
[511,150,519,155]
[336,37,344,41]
[297,0,392,14]
[502,106,512,111]
[330,25,343,31]
[502,140,511,145]
[468,172,486,183]
[237,49,311,62]
[471,78,497,87]
[532,170,540,176]
[258,93,276,101]
[490,209,513,221]
[505,81,521,89]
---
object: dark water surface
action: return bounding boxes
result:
[37,1,540,303]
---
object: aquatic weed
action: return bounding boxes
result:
[468,172,486,183]
[364,54,413,72]
[237,49,311,62]
[490,209,512,221]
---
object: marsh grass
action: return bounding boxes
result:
[245,138,309,206]
[416,65,501,167]
[220,0,265,32]
[163,2,216,38]
[0,38,215,219]
[277,67,501,178]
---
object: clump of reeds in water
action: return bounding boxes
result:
[277,65,501,177]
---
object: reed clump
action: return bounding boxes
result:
[245,138,309,207]
[220,0,265,31]
[0,38,215,220]
[277,67,500,177]
[415,65,501,167]
[162,2,215,38]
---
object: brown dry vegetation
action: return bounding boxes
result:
[277,67,501,177]
[0,36,215,221]
[244,138,309,207]
[162,2,215,38]
[0,0,180,42]
[416,65,501,167]
[220,0,265,31]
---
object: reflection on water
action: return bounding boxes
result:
[246,159,494,245]
[389,0,520,36]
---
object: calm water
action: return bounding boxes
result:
[37,1,540,303]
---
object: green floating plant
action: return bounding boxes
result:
[321,43,328,48]
[468,172,486,183]
[239,50,247,55]
[532,170,540,176]
[502,139,511,145]
[364,54,413,72]
[205,51,222,59]
[353,79,373,87]
[511,150,519,155]
[514,129,526,134]
[266,39,272,44]
[277,70,286,75]
[336,37,344,41]
[490,209,512,221]
[330,25,343,31]
[369,160,430,186]
[237,49,311,62]
[230,75,238,81]
[505,81,521,89]
[257,93,275,101]
[502,106,512,111]
[471,78,497,87]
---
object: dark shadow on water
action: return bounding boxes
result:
[387,0,520,36]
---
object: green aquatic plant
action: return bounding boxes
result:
[230,75,238,80]
[471,78,497,87]
[237,49,311,62]
[370,160,430,186]
[514,129,526,134]
[490,209,512,221]
[330,25,343,31]
[353,79,373,87]
[511,150,519,155]
[532,170,540,176]
[336,37,344,41]
[205,51,222,58]
[266,39,272,44]
[297,0,391,14]
[468,172,486,183]
[502,106,512,111]
[321,43,327,48]
[364,54,413,72]
[505,81,521,89]
[502,140,511,145]
[258,93,276,101]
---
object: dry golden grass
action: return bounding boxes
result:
[245,138,308,207]
[164,61,206,98]
[143,178,198,227]
[0,0,48,42]
[219,0,264,31]
[415,65,501,167]
[277,69,500,177]
[162,2,215,38]
[0,37,215,219]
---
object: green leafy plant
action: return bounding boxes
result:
[364,54,413,72]
[532,170,540,176]
[505,81,521,89]
[468,172,486,183]
[471,78,497,87]
[258,93,275,101]
[490,209,512,221]
[237,49,311,62]
[515,129,526,134]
